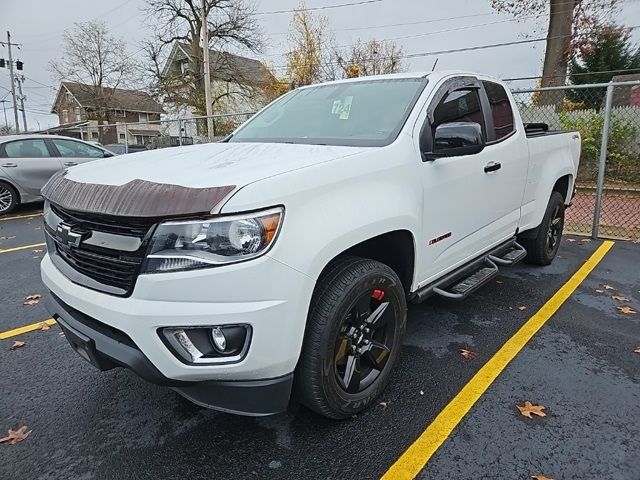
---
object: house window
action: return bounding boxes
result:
[136,135,144,145]
[66,92,73,102]
[62,109,69,123]
[115,110,126,117]
[75,107,81,120]
[91,132,99,139]
[138,112,148,123]
[119,133,126,140]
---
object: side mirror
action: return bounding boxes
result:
[103,151,114,158]
[424,122,485,161]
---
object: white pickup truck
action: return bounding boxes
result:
[40,71,580,419]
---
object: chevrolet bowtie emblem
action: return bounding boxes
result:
[56,223,88,248]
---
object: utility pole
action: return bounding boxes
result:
[200,1,214,140]
[0,99,8,129]
[5,31,20,133]
[15,74,27,132]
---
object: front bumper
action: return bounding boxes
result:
[47,293,293,416]
[41,252,315,414]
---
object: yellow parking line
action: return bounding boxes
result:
[0,318,57,340]
[0,212,43,222]
[0,242,46,254]
[381,240,615,480]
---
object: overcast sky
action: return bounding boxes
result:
[1,0,639,130]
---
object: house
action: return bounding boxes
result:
[611,74,640,107]
[50,82,165,145]
[161,42,274,139]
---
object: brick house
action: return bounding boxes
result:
[611,74,640,107]
[50,82,165,145]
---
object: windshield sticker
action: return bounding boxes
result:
[331,96,353,120]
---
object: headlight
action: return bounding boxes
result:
[142,207,283,273]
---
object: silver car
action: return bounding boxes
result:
[0,134,113,215]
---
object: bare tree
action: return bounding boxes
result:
[284,2,336,86]
[490,0,620,107]
[0,124,16,136]
[49,20,135,132]
[144,0,263,116]
[336,39,405,78]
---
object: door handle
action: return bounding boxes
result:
[1,163,17,168]
[484,161,501,173]
[63,161,78,167]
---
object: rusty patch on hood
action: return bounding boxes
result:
[41,171,235,218]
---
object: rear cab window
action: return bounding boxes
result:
[482,81,515,141]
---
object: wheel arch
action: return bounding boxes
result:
[315,229,416,294]
[552,174,574,205]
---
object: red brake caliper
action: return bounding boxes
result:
[372,289,385,301]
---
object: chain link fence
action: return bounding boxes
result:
[43,112,255,152]
[511,81,640,242]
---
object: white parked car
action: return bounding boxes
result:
[0,135,113,215]
[40,71,580,418]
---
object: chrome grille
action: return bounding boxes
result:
[45,204,156,296]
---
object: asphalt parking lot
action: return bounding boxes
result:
[1,202,639,480]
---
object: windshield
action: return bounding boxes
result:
[229,78,427,147]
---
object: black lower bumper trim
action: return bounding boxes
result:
[45,292,293,416]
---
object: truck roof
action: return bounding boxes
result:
[297,70,504,88]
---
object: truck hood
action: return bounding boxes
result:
[64,142,365,188]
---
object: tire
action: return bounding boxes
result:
[0,181,18,216]
[520,192,565,266]
[295,256,407,419]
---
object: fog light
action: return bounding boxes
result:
[211,327,227,352]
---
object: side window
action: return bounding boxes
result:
[432,88,484,132]
[483,81,514,141]
[51,139,104,158]
[4,139,50,158]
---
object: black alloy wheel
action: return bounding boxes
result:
[295,256,407,419]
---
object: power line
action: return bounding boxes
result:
[504,67,640,82]
[256,0,383,16]
[268,25,640,70]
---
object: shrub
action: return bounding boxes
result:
[559,111,640,183]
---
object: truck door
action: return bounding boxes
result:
[0,138,64,198]
[414,77,527,284]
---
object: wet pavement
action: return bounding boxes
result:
[1,203,638,479]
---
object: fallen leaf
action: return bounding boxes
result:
[518,305,527,311]
[32,249,43,253]
[58,332,65,337]
[595,289,604,293]
[516,401,546,419]
[0,426,32,445]
[617,306,637,314]
[379,401,392,409]
[603,284,615,290]
[0,235,16,240]
[23,294,42,306]
[531,476,554,480]
[496,280,503,284]
[460,349,477,359]
[420,390,424,395]
[580,238,591,242]
[634,346,640,354]
[611,295,629,302]
[10,340,25,350]
[38,322,51,331]
[566,238,576,242]
[34,227,42,231]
